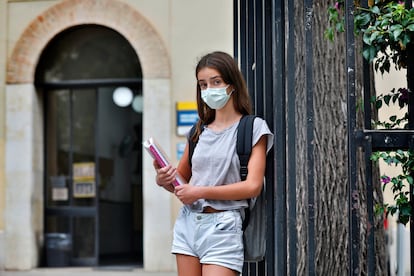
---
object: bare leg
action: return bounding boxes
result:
[176,254,202,276]
[202,264,239,276]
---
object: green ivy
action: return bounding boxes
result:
[370,86,411,225]
[326,0,414,74]
[327,0,414,226]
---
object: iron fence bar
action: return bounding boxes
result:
[360,0,375,268]
[286,0,297,274]
[263,1,276,275]
[240,0,248,77]
[234,0,239,61]
[244,1,257,274]
[360,0,375,271]
[364,133,375,276]
[246,0,255,99]
[303,0,315,275]
[273,0,288,274]
[359,130,414,150]
[361,1,371,132]
[344,0,359,274]
[254,0,264,116]
[252,0,266,272]
[405,3,414,275]
[409,136,414,276]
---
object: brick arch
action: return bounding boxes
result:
[6,0,170,83]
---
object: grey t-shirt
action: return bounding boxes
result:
[188,117,273,212]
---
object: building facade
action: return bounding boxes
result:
[0,0,232,271]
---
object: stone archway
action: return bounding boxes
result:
[7,0,169,82]
[5,0,173,271]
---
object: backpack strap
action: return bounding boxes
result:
[237,115,256,181]
[237,115,256,231]
[188,124,198,167]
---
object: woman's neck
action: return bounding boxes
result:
[209,110,242,131]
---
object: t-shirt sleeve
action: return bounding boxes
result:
[252,117,274,154]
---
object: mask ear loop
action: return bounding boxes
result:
[227,85,235,96]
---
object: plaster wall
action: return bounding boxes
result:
[0,0,233,271]
[0,0,8,269]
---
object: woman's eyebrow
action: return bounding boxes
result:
[198,75,221,83]
[209,75,221,80]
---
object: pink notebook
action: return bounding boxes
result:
[143,137,185,186]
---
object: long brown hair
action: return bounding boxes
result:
[191,51,252,142]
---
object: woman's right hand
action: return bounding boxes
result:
[153,160,177,191]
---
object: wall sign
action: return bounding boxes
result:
[176,102,198,136]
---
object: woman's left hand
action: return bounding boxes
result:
[174,184,200,205]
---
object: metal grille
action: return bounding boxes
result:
[235,0,414,275]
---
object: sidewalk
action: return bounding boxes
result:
[2,267,176,276]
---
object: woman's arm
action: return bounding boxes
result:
[174,135,268,204]
[177,143,192,182]
[154,142,192,193]
[153,161,175,193]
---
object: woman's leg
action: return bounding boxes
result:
[176,254,202,276]
[202,264,240,276]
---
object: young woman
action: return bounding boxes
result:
[154,51,273,276]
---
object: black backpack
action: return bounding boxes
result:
[188,114,266,262]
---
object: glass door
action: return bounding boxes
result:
[45,88,99,266]
[44,81,143,267]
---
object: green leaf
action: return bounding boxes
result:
[406,175,413,185]
[376,99,383,109]
[402,34,411,47]
[375,204,385,216]
[356,13,371,26]
[392,94,399,103]
[380,18,390,27]
[324,28,335,41]
[363,33,372,45]
[336,22,345,33]
[363,46,377,63]
[384,95,391,105]
[371,6,381,14]
[399,214,410,225]
[383,60,391,73]
[392,28,403,41]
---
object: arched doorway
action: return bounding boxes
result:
[35,25,143,266]
[6,0,173,270]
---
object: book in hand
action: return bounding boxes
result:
[143,137,185,186]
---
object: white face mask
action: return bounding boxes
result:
[201,85,232,109]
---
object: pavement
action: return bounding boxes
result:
[1,267,176,276]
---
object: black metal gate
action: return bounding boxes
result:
[235,0,414,275]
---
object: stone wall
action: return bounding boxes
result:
[4,0,172,271]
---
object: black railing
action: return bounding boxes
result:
[235,0,414,275]
[235,0,299,275]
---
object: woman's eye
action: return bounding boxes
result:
[199,83,207,89]
[214,79,222,85]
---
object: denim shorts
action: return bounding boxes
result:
[172,206,244,273]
